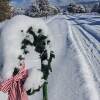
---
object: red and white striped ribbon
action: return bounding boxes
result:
[0,65,28,100]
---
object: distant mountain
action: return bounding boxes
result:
[11,0,99,8]
[76,0,99,4]
[48,0,70,6]
[49,0,99,6]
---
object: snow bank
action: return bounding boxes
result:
[0,15,53,91]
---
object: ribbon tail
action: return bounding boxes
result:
[8,87,16,100]
[21,90,28,100]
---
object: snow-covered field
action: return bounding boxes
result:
[0,14,100,100]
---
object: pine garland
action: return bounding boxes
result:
[13,26,55,100]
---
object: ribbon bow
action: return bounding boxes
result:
[0,66,28,100]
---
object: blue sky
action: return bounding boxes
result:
[14,0,21,3]
[11,0,23,5]
[10,0,31,7]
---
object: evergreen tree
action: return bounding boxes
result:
[36,0,49,14]
[25,4,39,17]
[0,0,11,21]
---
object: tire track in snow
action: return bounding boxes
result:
[67,21,100,100]
[75,27,100,82]
[68,16,100,84]
[67,15,100,42]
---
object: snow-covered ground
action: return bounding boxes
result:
[0,14,100,100]
[46,14,100,100]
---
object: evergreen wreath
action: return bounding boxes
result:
[13,26,55,97]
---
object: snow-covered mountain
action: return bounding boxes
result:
[49,0,71,6]
[11,0,99,8]
[49,0,99,6]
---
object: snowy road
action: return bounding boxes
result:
[46,15,100,100]
[0,14,100,100]
[47,17,89,100]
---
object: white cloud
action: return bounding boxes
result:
[9,1,17,7]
